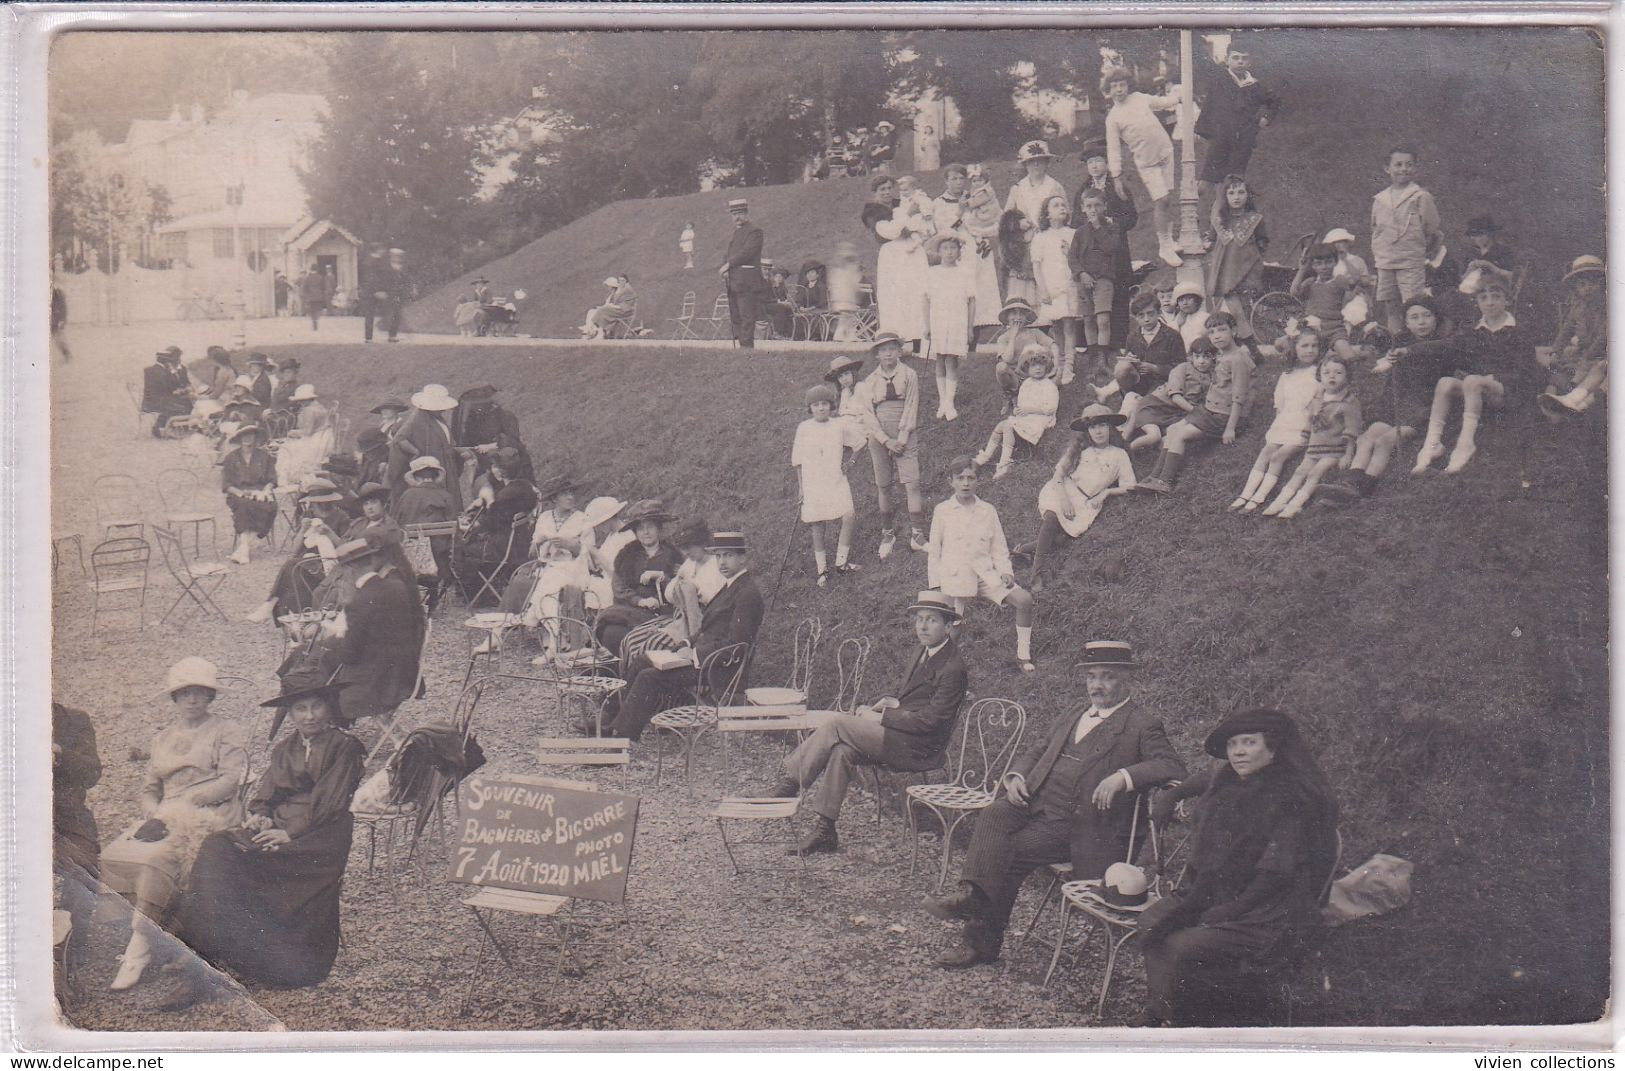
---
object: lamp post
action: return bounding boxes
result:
[229,179,246,348]
[1175,29,1205,285]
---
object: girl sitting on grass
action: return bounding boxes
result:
[1260,353,1362,518]
[1138,313,1254,494]
[973,345,1059,480]
[1230,330,1321,511]
[793,384,867,586]
[1024,403,1135,593]
[1124,337,1216,453]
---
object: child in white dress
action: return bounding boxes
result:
[928,455,1039,671]
[823,354,868,435]
[1029,194,1082,385]
[1229,330,1321,511]
[973,345,1059,479]
[793,384,867,586]
[1173,279,1212,350]
[1027,403,1136,591]
[922,233,976,421]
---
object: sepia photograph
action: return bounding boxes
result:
[21,7,1612,1046]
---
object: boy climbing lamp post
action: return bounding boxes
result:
[1175,30,1205,286]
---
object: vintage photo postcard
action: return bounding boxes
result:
[12,4,1613,1050]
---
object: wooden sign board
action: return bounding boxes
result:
[450,772,639,903]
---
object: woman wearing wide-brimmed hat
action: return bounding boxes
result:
[223,423,277,564]
[592,499,681,654]
[455,449,537,606]
[1135,708,1339,1027]
[1023,404,1136,592]
[101,658,248,993]
[386,384,463,509]
[163,673,364,1008]
[274,382,335,490]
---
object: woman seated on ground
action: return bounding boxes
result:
[222,424,278,566]
[591,500,680,656]
[162,674,365,1010]
[1134,708,1339,1028]
[102,658,247,994]
[453,450,537,605]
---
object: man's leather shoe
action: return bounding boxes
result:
[934,941,997,970]
[787,816,838,856]
[923,881,987,922]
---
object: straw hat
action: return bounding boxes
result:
[411,384,458,411]
[1564,255,1605,285]
[1322,228,1357,245]
[998,297,1036,324]
[407,456,444,476]
[906,589,961,622]
[162,657,223,697]
[823,355,864,382]
[228,424,261,444]
[580,496,627,530]
[1016,139,1057,163]
[707,531,749,553]
[1075,640,1139,669]
[291,383,318,402]
[1069,403,1127,432]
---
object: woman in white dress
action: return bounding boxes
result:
[1028,404,1136,592]
[274,384,335,488]
[864,178,929,351]
[518,476,597,631]
[101,658,247,991]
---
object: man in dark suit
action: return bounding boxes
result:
[768,590,969,855]
[924,640,1187,968]
[141,345,193,436]
[385,384,462,509]
[358,244,386,342]
[721,198,769,349]
[1195,36,1280,212]
[374,248,410,343]
[603,531,764,742]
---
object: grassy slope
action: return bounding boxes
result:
[407,27,1604,341]
[261,336,1608,1027]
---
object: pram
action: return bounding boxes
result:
[477,290,525,337]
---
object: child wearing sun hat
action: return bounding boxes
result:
[973,344,1059,479]
[1538,255,1607,418]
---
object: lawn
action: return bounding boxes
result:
[405,28,1604,346]
[191,335,1607,1028]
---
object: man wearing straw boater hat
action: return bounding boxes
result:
[304,536,426,728]
[767,589,969,856]
[603,531,764,742]
[385,383,462,509]
[923,640,1186,968]
[141,345,193,437]
[721,197,770,349]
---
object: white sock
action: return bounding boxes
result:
[1016,625,1033,661]
[814,550,828,574]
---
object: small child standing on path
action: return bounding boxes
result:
[921,232,976,421]
[679,222,696,269]
[1370,146,1443,335]
[1230,331,1321,511]
[793,384,867,586]
[1261,353,1362,518]
[929,456,1039,672]
[973,345,1059,479]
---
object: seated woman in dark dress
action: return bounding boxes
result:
[161,673,365,1010]
[222,425,278,566]
[1135,708,1339,1028]
[453,450,537,605]
[592,499,680,656]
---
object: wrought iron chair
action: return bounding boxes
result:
[649,641,750,788]
[93,474,145,541]
[156,467,218,559]
[744,616,822,707]
[88,536,150,633]
[667,291,700,339]
[905,698,1027,891]
[151,525,228,623]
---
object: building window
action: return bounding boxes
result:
[212,229,235,260]
[161,232,189,265]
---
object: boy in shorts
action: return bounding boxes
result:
[1370,146,1442,335]
[1102,66,1183,267]
[1290,242,1363,360]
[928,456,1038,672]
[858,332,928,559]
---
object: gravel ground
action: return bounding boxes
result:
[49,320,1135,1035]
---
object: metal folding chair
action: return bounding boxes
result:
[52,533,85,579]
[650,641,750,789]
[93,474,145,541]
[156,467,219,559]
[536,737,632,791]
[151,525,228,623]
[906,698,1027,891]
[668,291,700,339]
[88,536,150,632]
[461,511,530,607]
[125,382,151,438]
[702,294,731,339]
[712,795,808,892]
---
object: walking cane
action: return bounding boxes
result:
[764,493,805,615]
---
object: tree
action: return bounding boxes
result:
[890,30,1043,163]
[50,136,166,269]
[299,35,492,282]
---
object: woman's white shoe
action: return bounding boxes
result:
[110,951,152,991]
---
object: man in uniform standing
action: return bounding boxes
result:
[721,198,769,349]
[359,244,387,342]
[374,248,410,343]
